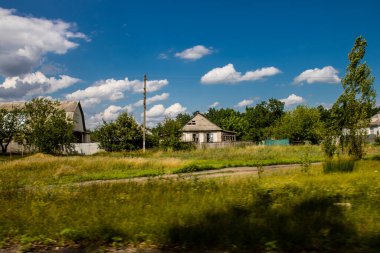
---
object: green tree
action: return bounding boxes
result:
[243,98,284,141]
[331,36,376,159]
[94,112,142,151]
[205,108,247,140]
[175,113,192,127]
[24,98,75,154]
[272,105,323,144]
[0,107,24,154]
[152,117,187,151]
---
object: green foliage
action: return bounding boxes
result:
[0,107,24,153]
[153,117,193,151]
[174,164,215,173]
[323,157,355,173]
[203,98,285,142]
[205,108,247,140]
[300,149,312,173]
[272,105,323,144]
[94,112,142,152]
[332,36,376,159]
[175,113,192,127]
[24,98,75,154]
[374,136,380,146]
[243,98,285,141]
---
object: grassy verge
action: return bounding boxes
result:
[1,160,380,252]
[0,145,324,186]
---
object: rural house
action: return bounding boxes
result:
[365,113,380,142]
[0,100,89,143]
[181,113,236,144]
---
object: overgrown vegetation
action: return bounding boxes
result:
[323,157,356,173]
[0,145,324,186]
[0,98,75,154]
[1,159,380,252]
[93,112,143,151]
[24,98,75,154]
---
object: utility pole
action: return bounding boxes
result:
[143,74,147,153]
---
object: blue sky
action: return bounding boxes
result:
[0,0,379,128]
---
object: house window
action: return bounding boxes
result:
[207,133,213,143]
[370,127,375,134]
[187,120,196,125]
[192,133,199,142]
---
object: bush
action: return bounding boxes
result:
[375,136,380,146]
[323,157,355,173]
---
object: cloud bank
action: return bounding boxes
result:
[0,71,80,100]
[0,7,87,77]
[66,77,168,105]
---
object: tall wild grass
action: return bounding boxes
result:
[0,145,324,186]
[1,160,380,252]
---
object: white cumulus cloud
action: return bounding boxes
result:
[66,77,168,103]
[209,101,220,108]
[293,66,340,84]
[144,103,187,126]
[0,71,80,100]
[201,64,281,84]
[235,99,254,108]
[165,103,187,117]
[280,94,305,106]
[146,104,166,118]
[133,92,169,107]
[0,7,87,77]
[86,104,133,129]
[175,45,213,60]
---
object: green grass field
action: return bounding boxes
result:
[0,145,324,186]
[1,145,380,252]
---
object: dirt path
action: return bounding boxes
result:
[73,163,320,187]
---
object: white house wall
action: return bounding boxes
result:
[182,131,223,143]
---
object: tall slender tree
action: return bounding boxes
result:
[332,36,376,159]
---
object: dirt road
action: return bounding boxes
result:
[74,163,314,187]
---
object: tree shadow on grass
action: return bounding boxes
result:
[168,196,369,252]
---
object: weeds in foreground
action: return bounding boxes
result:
[323,157,356,173]
[0,161,380,252]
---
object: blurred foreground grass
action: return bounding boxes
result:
[1,158,380,252]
